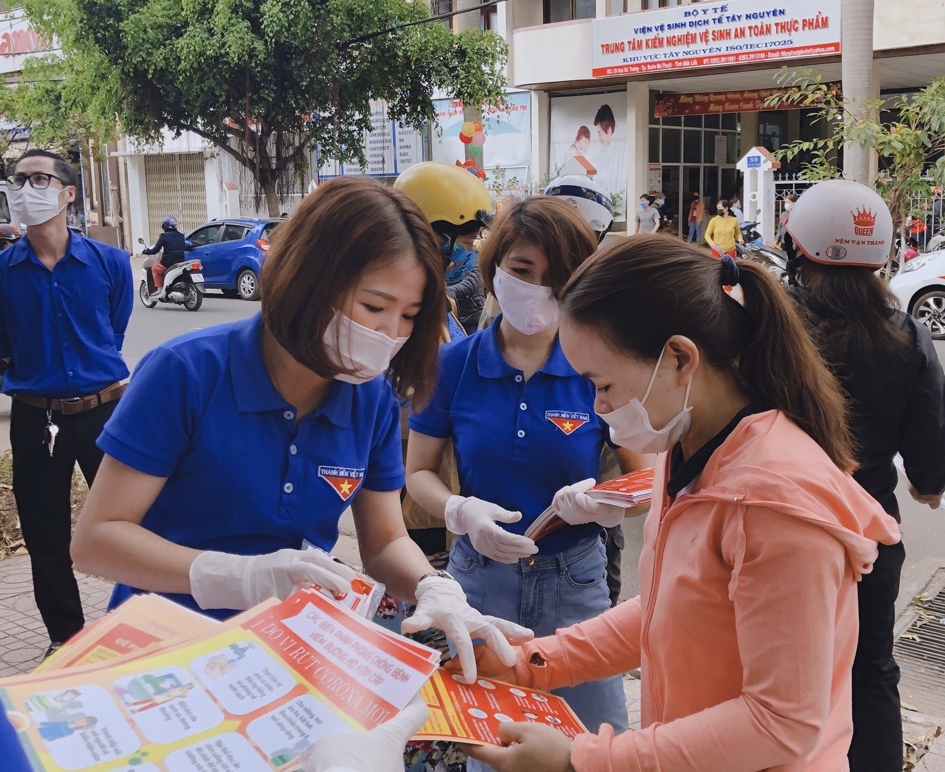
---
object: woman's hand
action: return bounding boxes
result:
[445,495,538,564]
[463,722,576,772]
[443,643,519,684]
[402,576,532,683]
[909,483,943,509]
[189,548,357,611]
[305,692,430,772]
[552,479,626,528]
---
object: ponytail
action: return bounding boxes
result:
[560,235,856,472]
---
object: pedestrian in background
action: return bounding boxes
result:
[785,180,945,772]
[0,149,132,656]
[687,192,704,243]
[705,198,743,257]
[635,194,660,235]
[775,192,798,248]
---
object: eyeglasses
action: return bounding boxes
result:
[7,172,70,191]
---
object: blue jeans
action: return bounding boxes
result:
[688,220,701,242]
[448,535,628,735]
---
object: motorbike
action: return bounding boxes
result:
[735,222,790,286]
[137,237,205,311]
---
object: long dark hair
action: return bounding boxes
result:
[561,235,856,472]
[796,262,910,375]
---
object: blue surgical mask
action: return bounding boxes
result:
[639,201,647,209]
[445,244,477,285]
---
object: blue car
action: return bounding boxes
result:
[184,218,281,300]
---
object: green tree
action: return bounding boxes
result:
[22,0,508,215]
[2,54,117,161]
[767,68,945,269]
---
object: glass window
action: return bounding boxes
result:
[704,166,719,208]
[607,0,625,15]
[683,130,701,163]
[721,168,739,201]
[726,133,737,165]
[649,91,658,124]
[188,224,223,247]
[544,0,570,22]
[721,113,737,130]
[261,223,279,242]
[704,132,719,164]
[661,128,681,163]
[683,115,702,128]
[575,0,596,18]
[704,114,720,129]
[649,127,660,163]
[0,192,10,223]
[662,114,682,127]
[222,224,249,242]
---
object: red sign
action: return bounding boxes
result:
[0,27,51,57]
[654,88,789,117]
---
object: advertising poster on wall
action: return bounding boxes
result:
[318,100,424,179]
[550,92,628,221]
[592,0,840,78]
[431,91,532,187]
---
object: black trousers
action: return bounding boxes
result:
[848,539,906,772]
[11,398,117,643]
[603,524,624,607]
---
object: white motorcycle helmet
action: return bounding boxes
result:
[544,175,614,242]
[785,179,893,267]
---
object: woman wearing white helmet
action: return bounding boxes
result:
[784,179,945,772]
[544,175,615,243]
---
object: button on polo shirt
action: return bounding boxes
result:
[99,313,404,618]
[409,315,611,556]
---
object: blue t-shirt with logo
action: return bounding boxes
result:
[409,315,610,556]
[98,313,404,618]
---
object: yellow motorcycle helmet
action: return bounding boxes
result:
[394,161,495,230]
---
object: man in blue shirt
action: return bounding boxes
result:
[0,149,133,655]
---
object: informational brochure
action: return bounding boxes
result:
[526,469,656,541]
[301,542,387,620]
[415,669,586,746]
[1,589,439,772]
[36,596,220,674]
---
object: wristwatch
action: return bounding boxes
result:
[417,569,455,584]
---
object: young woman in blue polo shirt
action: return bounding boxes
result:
[71,177,530,689]
[406,197,644,736]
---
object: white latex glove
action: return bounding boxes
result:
[189,548,357,611]
[552,478,627,528]
[305,692,430,772]
[445,494,538,564]
[402,576,533,684]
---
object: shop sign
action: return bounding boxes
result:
[0,10,59,75]
[655,87,790,117]
[592,0,840,78]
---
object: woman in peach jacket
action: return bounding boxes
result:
[466,237,900,772]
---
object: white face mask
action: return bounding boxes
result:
[8,184,70,227]
[323,310,408,384]
[598,345,693,454]
[493,266,559,336]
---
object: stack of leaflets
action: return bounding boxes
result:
[301,542,386,620]
[1,587,585,771]
[526,468,656,541]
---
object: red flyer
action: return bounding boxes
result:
[415,669,586,746]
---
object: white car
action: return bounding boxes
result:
[890,248,945,339]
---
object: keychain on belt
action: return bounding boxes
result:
[43,409,59,457]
